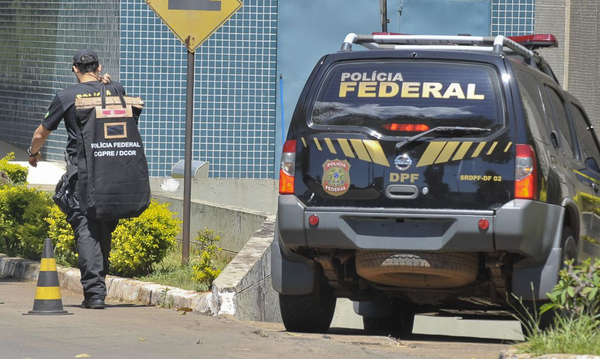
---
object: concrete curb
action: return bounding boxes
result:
[208,214,281,322]
[0,253,212,313]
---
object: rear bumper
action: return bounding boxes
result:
[277,196,563,262]
[274,196,565,299]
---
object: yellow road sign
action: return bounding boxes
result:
[147,0,243,53]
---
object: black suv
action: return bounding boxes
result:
[271,33,600,333]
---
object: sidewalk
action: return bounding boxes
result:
[0,253,214,314]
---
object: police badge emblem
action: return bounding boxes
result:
[322,159,351,196]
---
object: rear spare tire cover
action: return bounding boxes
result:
[355,251,478,288]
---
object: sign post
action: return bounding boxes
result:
[146,0,243,264]
[183,50,194,263]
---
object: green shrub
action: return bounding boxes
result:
[45,205,78,266]
[0,152,28,185]
[191,228,223,287]
[109,200,181,277]
[0,185,52,259]
[541,258,600,318]
[45,200,182,277]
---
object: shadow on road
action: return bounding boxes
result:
[63,303,149,309]
[328,327,514,345]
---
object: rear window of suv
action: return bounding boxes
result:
[311,61,504,136]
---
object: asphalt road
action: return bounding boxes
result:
[0,277,512,359]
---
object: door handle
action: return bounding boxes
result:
[550,131,559,149]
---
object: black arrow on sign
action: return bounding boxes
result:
[169,0,221,11]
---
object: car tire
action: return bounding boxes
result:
[355,251,478,288]
[279,283,337,333]
[560,227,577,265]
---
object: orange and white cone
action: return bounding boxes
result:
[23,238,72,315]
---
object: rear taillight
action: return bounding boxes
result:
[279,140,297,194]
[515,144,537,199]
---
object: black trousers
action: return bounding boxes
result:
[67,207,118,300]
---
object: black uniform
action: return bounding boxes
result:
[43,81,126,302]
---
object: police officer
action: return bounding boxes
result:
[28,49,125,309]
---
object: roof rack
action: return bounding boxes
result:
[339,33,560,84]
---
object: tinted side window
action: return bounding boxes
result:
[545,86,575,158]
[516,70,549,144]
[571,103,600,163]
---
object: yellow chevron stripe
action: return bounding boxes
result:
[302,137,512,168]
[338,139,355,158]
[452,142,473,161]
[435,141,460,164]
[313,138,322,151]
[324,138,337,154]
[40,258,57,272]
[35,286,62,300]
[363,140,390,167]
[417,142,446,167]
[487,142,498,155]
[574,170,600,185]
[350,139,371,162]
[472,142,487,157]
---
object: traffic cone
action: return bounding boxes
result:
[23,238,72,315]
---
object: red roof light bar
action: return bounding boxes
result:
[508,34,558,49]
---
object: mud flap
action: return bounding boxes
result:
[353,296,393,318]
[271,240,315,295]
[511,247,562,300]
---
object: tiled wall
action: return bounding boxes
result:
[492,0,535,35]
[0,0,277,180]
[120,0,278,179]
[0,0,120,161]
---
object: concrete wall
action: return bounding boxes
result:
[150,177,278,214]
[148,187,281,322]
[536,0,600,129]
[152,192,271,256]
[565,0,600,129]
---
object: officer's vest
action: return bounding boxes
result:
[74,85,150,220]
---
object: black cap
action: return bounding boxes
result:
[72,49,98,65]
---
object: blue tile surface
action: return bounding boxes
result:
[120,0,278,179]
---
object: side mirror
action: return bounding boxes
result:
[585,157,600,174]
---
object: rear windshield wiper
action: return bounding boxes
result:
[395,126,491,152]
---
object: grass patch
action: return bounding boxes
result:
[517,314,600,356]
[513,258,600,356]
[136,243,230,292]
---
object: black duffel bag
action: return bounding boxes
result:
[74,84,149,220]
